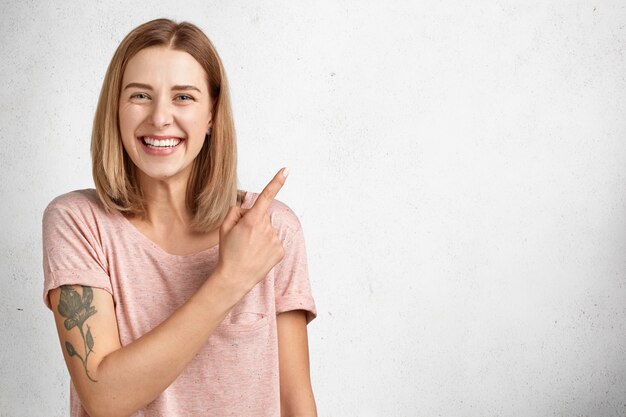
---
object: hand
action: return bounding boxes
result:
[215,168,289,295]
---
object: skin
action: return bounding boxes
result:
[49,46,316,417]
[118,46,215,252]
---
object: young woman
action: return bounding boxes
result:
[42,18,317,417]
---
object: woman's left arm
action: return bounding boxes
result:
[277,310,317,417]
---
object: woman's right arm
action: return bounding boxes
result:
[49,272,238,417]
[49,169,288,417]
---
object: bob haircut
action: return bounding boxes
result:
[91,18,244,232]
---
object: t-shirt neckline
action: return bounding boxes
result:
[113,191,252,259]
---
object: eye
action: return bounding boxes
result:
[130,92,149,100]
[176,94,195,102]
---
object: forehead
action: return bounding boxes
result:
[123,46,208,87]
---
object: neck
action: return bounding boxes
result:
[137,171,193,230]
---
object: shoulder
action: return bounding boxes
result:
[43,189,111,227]
[45,189,101,211]
[243,192,303,235]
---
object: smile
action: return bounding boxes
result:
[141,136,183,148]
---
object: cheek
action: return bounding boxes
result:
[180,110,210,132]
[118,109,132,135]
[118,112,138,152]
[180,102,212,130]
[118,107,144,143]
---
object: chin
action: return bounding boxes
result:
[137,167,188,183]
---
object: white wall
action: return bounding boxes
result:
[1,1,625,416]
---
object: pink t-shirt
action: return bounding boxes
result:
[42,189,316,417]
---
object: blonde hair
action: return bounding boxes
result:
[91,18,244,232]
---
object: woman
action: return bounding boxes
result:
[42,18,317,417]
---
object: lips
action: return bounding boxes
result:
[140,136,183,148]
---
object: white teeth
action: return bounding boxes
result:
[142,137,182,148]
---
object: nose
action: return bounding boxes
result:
[148,97,173,128]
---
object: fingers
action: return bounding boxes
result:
[247,168,289,220]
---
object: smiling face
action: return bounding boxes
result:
[118,46,212,185]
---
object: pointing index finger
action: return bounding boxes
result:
[248,167,289,219]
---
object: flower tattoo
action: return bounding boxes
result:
[58,285,98,382]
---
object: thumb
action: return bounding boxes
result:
[220,206,244,237]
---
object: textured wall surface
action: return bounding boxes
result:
[1,1,625,416]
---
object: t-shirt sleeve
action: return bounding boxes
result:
[42,200,112,310]
[272,208,317,323]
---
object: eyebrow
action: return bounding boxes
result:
[123,82,202,93]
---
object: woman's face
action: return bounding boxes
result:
[118,46,212,184]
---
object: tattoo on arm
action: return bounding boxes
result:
[57,285,98,382]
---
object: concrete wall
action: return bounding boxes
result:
[1,1,625,416]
